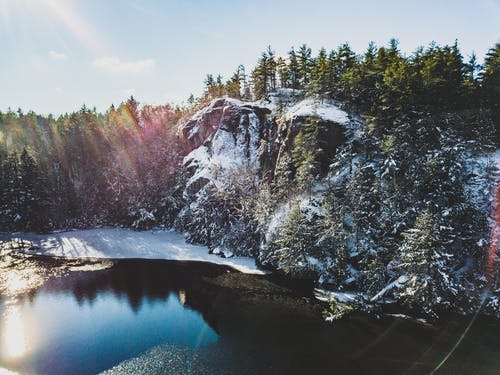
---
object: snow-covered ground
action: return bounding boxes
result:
[0,228,265,274]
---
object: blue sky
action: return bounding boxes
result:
[0,0,499,115]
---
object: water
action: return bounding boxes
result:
[0,259,499,374]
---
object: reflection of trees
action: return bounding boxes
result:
[8,258,485,375]
[40,259,231,329]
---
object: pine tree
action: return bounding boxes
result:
[225,68,242,99]
[396,209,455,315]
[318,192,350,286]
[266,45,277,92]
[331,43,357,98]
[310,48,331,98]
[204,74,215,98]
[288,47,300,90]
[252,51,270,99]
[2,152,20,230]
[298,44,312,87]
[292,118,321,190]
[276,57,289,89]
[18,149,51,231]
[271,204,319,277]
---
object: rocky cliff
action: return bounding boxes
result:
[170,93,355,259]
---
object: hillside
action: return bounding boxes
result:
[0,40,498,319]
[164,92,499,319]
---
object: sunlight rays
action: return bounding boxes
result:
[0,0,108,54]
[42,0,107,54]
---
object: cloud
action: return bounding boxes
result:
[55,87,64,93]
[91,57,155,74]
[49,50,68,61]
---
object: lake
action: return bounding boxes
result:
[0,256,499,374]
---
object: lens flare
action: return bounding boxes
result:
[2,305,27,359]
[486,181,499,283]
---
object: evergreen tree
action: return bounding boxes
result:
[276,56,289,89]
[288,47,300,90]
[310,48,331,98]
[2,152,20,230]
[266,45,277,92]
[396,209,455,315]
[292,117,321,190]
[270,204,319,277]
[298,44,312,87]
[252,51,270,99]
[225,68,243,99]
[18,149,51,231]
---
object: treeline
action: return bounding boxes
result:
[0,99,187,231]
[199,40,499,142]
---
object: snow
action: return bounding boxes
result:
[0,228,265,274]
[384,314,430,325]
[465,149,499,209]
[314,288,360,303]
[370,275,409,302]
[285,99,350,125]
[183,109,261,191]
[264,203,290,242]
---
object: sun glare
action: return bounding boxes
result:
[1,270,43,297]
[5,274,29,295]
[0,0,106,54]
[0,368,20,375]
[2,305,27,359]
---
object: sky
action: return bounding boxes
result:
[0,0,499,115]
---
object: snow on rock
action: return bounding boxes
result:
[181,99,269,192]
[314,288,360,303]
[370,275,409,302]
[263,89,304,110]
[284,99,350,125]
[179,98,270,150]
[465,150,499,210]
[0,228,265,274]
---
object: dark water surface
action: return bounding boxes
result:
[0,258,499,374]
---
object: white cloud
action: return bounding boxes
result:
[55,87,64,94]
[49,50,68,61]
[91,56,155,74]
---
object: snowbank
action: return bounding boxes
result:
[0,228,265,275]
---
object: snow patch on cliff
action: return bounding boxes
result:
[183,109,261,191]
[285,99,350,125]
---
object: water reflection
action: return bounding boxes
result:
[0,260,226,375]
[0,258,498,375]
[39,259,229,319]
[1,270,43,297]
[2,305,26,359]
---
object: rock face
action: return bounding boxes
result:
[170,95,354,257]
[176,99,271,203]
[179,98,271,150]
